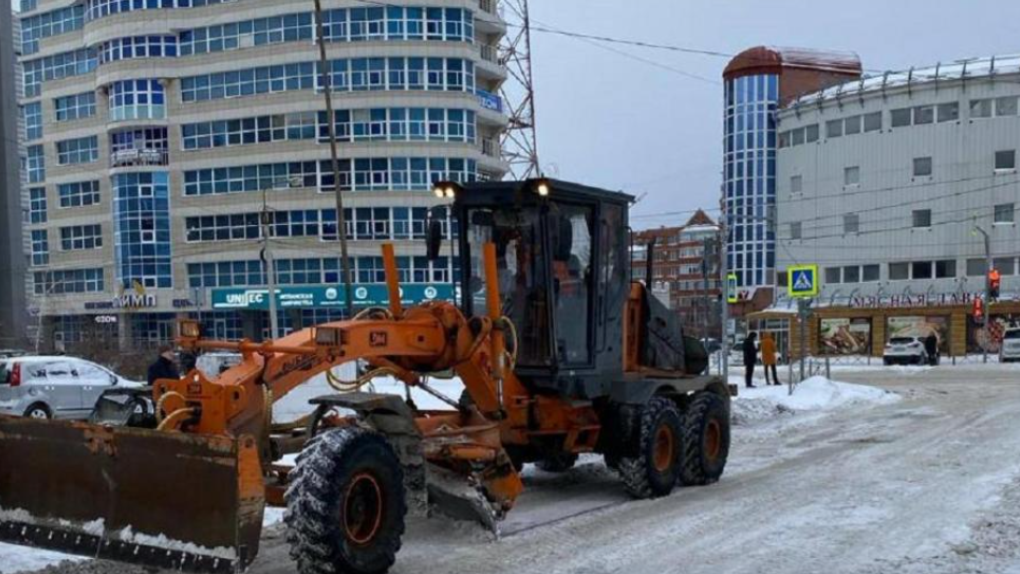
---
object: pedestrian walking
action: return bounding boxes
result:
[743,332,758,389]
[924,333,939,366]
[761,332,780,386]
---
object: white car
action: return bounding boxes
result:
[1000,329,1020,363]
[883,337,929,366]
[0,356,140,420]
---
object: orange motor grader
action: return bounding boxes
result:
[0,179,732,574]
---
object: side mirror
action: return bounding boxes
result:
[110,374,118,385]
[426,217,443,261]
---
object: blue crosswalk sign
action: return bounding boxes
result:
[788,265,819,298]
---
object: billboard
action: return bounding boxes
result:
[819,318,871,356]
[886,316,950,352]
[211,284,457,311]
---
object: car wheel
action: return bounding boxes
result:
[24,403,51,420]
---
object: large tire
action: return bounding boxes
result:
[618,397,683,499]
[535,452,578,473]
[285,427,407,574]
[680,392,730,486]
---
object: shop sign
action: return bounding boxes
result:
[95,315,118,324]
[848,292,980,309]
[85,293,158,310]
[211,284,457,311]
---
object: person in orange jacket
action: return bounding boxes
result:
[761,332,780,386]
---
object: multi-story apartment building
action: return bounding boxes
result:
[0,8,28,346]
[18,0,509,348]
[631,210,722,337]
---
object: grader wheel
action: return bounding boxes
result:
[618,397,683,498]
[285,427,407,574]
[680,392,731,486]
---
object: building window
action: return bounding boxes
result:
[912,261,933,279]
[99,35,178,64]
[935,260,956,279]
[23,103,43,141]
[913,157,933,177]
[60,224,103,251]
[29,188,47,224]
[20,4,85,55]
[58,181,101,208]
[937,102,959,123]
[825,267,841,284]
[112,172,173,289]
[844,166,860,186]
[995,150,1016,171]
[33,269,104,295]
[56,136,99,165]
[994,258,1016,276]
[970,99,994,119]
[967,258,988,276]
[789,222,802,240]
[863,112,883,132]
[997,96,1019,117]
[110,128,169,167]
[889,263,910,281]
[844,213,860,234]
[86,0,231,21]
[805,124,820,143]
[912,209,932,228]
[843,266,860,284]
[995,203,1015,224]
[891,108,912,127]
[913,105,935,125]
[109,80,166,121]
[27,145,45,183]
[844,115,862,135]
[863,264,880,282]
[826,119,842,138]
[790,175,803,194]
[21,47,97,98]
[54,92,97,122]
[30,230,49,266]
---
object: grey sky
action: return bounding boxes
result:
[12,0,1020,229]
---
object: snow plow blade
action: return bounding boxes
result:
[0,415,264,573]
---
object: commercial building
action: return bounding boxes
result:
[0,9,28,347]
[18,0,509,349]
[722,47,861,314]
[770,54,1020,357]
[631,210,722,338]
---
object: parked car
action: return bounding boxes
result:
[0,356,140,420]
[1000,328,1020,363]
[883,337,929,366]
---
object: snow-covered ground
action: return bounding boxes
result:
[9,365,1020,574]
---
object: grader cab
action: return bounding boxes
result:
[0,179,731,574]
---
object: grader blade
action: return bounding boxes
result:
[426,465,504,534]
[0,415,264,573]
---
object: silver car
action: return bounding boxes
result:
[1001,329,1020,363]
[0,356,139,420]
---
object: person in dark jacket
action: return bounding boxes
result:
[924,333,939,366]
[147,345,180,386]
[743,332,758,388]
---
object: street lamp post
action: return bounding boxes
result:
[973,224,992,364]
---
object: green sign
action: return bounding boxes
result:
[211,284,457,311]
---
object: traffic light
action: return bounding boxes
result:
[989,268,1002,300]
[973,296,985,324]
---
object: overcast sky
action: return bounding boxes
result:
[12,0,1020,229]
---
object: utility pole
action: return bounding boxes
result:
[313,0,355,318]
[261,186,280,341]
[974,224,992,364]
[719,213,729,379]
[701,238,712,342]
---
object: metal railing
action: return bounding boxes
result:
[478,0,498,15]
[479,44,499,64]
[481,138,499,158]
[110,148,168,168]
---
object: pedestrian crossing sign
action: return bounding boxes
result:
[788,265,819,298]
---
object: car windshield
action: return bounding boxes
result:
[1004,330,1020,340]
[889,338,916,345]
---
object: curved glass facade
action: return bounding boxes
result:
[99,36,178,64]
[724,73,778,289]
[86,0,229,21]
[112,172,172,289]
[109,79,166,121]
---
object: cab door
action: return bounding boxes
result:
[548,203,596,366]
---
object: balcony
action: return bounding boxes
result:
[479,44,499,64]
[478,0,498,15]
[111,148,169,168]
[481,138,500,158]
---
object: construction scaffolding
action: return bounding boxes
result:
[498,0,541,179]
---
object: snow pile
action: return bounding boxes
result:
[732,376,899,424]
[116,526,237,561]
